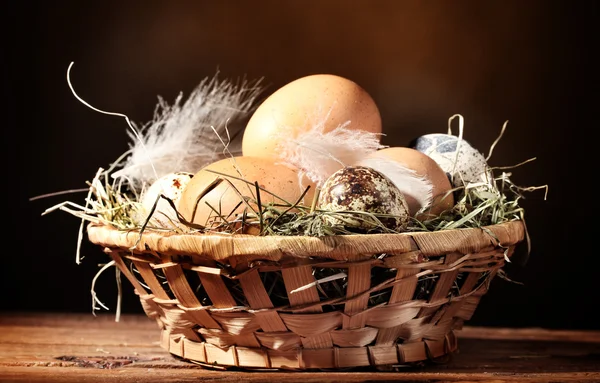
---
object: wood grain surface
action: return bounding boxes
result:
[0,312,598,382]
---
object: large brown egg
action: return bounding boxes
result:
[366,147,454,219]
[317,166,409,232]
[241,74,382,160]
[178,156,315,233]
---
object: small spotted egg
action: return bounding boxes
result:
[136,171,194,229]
[411,133,492,188]
[317,166,409,232]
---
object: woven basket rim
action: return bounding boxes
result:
[87,220,525,262]
[93,221,525,369]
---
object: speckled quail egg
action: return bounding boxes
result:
[411,134,493,188]
[317,166,410,232]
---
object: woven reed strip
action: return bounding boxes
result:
[160,264,221,329]
[375,265,421,346]
[132,260,171,300]
[87,221,523,261]
[454,295,482,322]
[198,325,261,348]
[282,266,322,313]
[106,249,148,295]
[281,266,332,349]
[443,268,486,329]
[256,331,302,351]
[331,327,379,348]
[419,252,463,319]
[237,269,288,332]
[196,269,237,308]
[454,261,503,325]
[163,309,204,342]
[343,264,371,329]
[382,250,425,268]
[163,332,455,369]
[409,224,518,256]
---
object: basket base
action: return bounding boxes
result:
[160,329,458,371]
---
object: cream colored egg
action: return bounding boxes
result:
[136,171,194,229]
[365,147,454,219]
[178,156,315,233]
[241,74,382,160]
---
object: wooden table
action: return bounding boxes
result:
[0,312,598,382]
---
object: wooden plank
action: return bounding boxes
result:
[0,365,598,383]
[459,326,600,343]
[0,313,598,382]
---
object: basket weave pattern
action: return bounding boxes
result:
[87,220,524,370]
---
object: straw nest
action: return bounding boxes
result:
[42,154,540,370]
[39,65,547,370]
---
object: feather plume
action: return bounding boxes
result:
[275,115,386,188]
[355,156,433,213]
[111,74,264,188]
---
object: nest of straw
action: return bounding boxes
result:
[40,159,539,370]
[40,65,547,370]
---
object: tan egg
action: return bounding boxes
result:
[241,74,382,159]
[178,156,315,233]
[367,147,454,219]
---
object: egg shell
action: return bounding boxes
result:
[412,134,492,188]
[178,156,315,232]
[317,166,409,232]
[366,147,454,218]
[241,74,382,160]
[137,172,194,229]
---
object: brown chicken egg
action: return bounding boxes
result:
[241,74,382,160]
[366,147,454,219]
[178,156,315,233]
[317,166,409,232]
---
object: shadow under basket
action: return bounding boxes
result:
[87,220,525,371]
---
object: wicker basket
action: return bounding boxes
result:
[87,220,524,370]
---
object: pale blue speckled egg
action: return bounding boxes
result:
[411,134,491,188]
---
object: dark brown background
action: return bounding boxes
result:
[5,1,597,329]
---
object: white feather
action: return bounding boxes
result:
[275,116,385,188]
[356,156,433,213]
[111,74,264,188]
